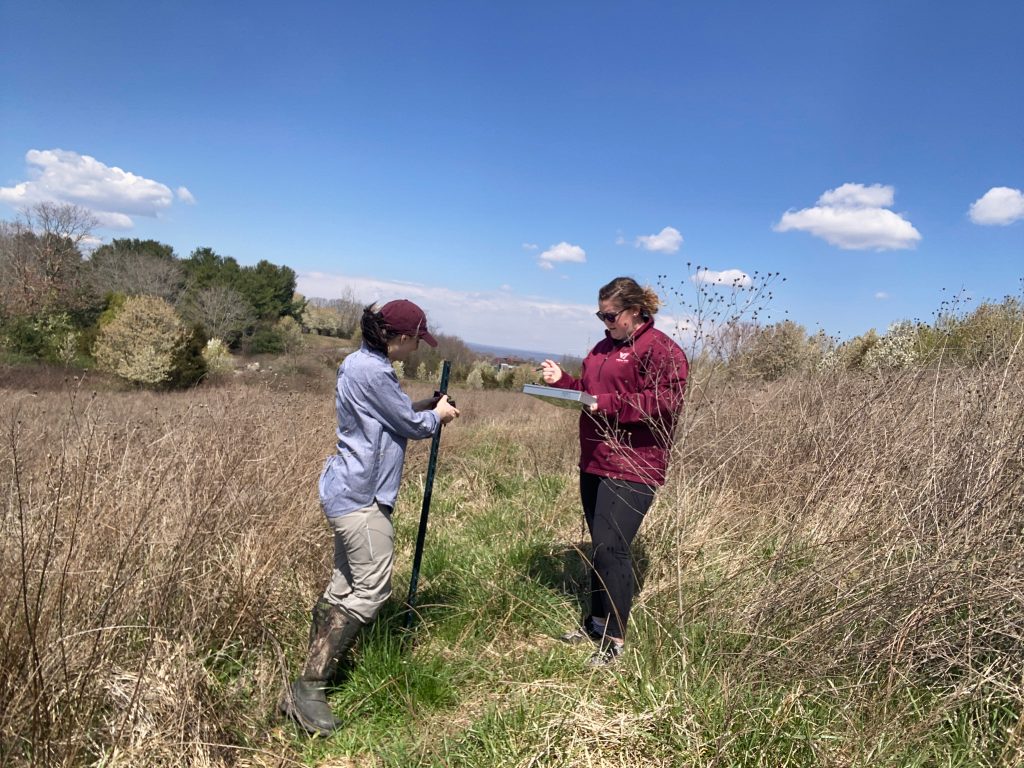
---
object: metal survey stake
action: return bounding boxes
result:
[403,359,451,630]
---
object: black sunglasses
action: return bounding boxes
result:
[595,308,626,323]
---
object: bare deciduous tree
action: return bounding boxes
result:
[87,241,185,302]
[0,202,97,316]
[178,284,254,343]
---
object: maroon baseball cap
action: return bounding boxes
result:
[379,299,438,347]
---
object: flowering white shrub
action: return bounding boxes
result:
[863,321,918,371]
[93,296,188,385]
[466,366,484,390]
[392,360,405,379]
[816,347,839,372]
[202,338,234,375]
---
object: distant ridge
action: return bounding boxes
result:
[465,341,582,363]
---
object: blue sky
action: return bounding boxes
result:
[2,1,1022,356]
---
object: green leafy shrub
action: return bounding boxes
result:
[932,298,1024,365]
[167,324,208,388]
[274,316,304,354]
[1,311,81,364]
[466,360,497,389]
[245,324,285,354]
[835,329,880,370]
[0,316,47,359]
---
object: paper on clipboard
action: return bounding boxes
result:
[522,383,597,409]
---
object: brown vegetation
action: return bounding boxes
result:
[1,350,1021,765]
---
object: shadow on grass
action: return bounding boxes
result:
[525,539,650,619]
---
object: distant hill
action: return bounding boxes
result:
[466,341,577,364]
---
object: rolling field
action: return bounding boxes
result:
[1,360,1022,767]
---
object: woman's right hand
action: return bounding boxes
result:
[434,394,460,425]
[540,359,562,384]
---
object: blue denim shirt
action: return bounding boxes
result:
[319,344,440,517]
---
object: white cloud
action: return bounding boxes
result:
[93,211,135,230]
[0,148,189,228]
[819,183,894,209]
[969,186,1024,225]
[296,271,602,355]
[521,242,538,250]
[79,234,104,252]
[774,182,921,250]
[176,186,196,204]
[635,226,683,253]
[691,268,752,287]
[538,241,586,269]
[875,291,889,300]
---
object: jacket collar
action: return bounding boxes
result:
[605,317,654,347]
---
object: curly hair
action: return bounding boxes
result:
[598,276,661,319]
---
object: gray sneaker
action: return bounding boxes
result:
[586,640,624,667]
[559,617,602,645]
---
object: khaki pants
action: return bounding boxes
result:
[323,502,394,624]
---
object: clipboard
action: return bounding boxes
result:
[522,383,597,409]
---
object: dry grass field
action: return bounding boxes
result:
[1,356,1022,766]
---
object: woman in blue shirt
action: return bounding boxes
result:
[282,299,459,736]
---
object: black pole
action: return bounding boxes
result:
[403,359,451,630]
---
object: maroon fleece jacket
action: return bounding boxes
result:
[551,319,688,486]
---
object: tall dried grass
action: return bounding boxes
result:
[1,352,1022,765]
[643,358,1023,739]
[1,382,334,765]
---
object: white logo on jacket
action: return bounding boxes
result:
[617,350,631,362]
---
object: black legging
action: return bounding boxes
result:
[579,472,655,640]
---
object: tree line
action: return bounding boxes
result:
[9,202,1015,389]
[0,203,310,385]
[0,202,548,388]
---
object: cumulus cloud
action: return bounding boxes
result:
[969,186,1024,225]
[774,183,921,250]
[296,271,601,354]
[176,186,196,204]
[875,291,889,300]
[819,183,894,209]
[538,241,586,270]
[93,211,136,230]
[0,148,189,228]
[691,268,752,287]
[635,226,683,253]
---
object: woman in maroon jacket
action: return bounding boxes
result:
[541,276,688,666]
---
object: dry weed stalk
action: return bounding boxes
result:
[644,357,1023,712]
[1,353,1021,764]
